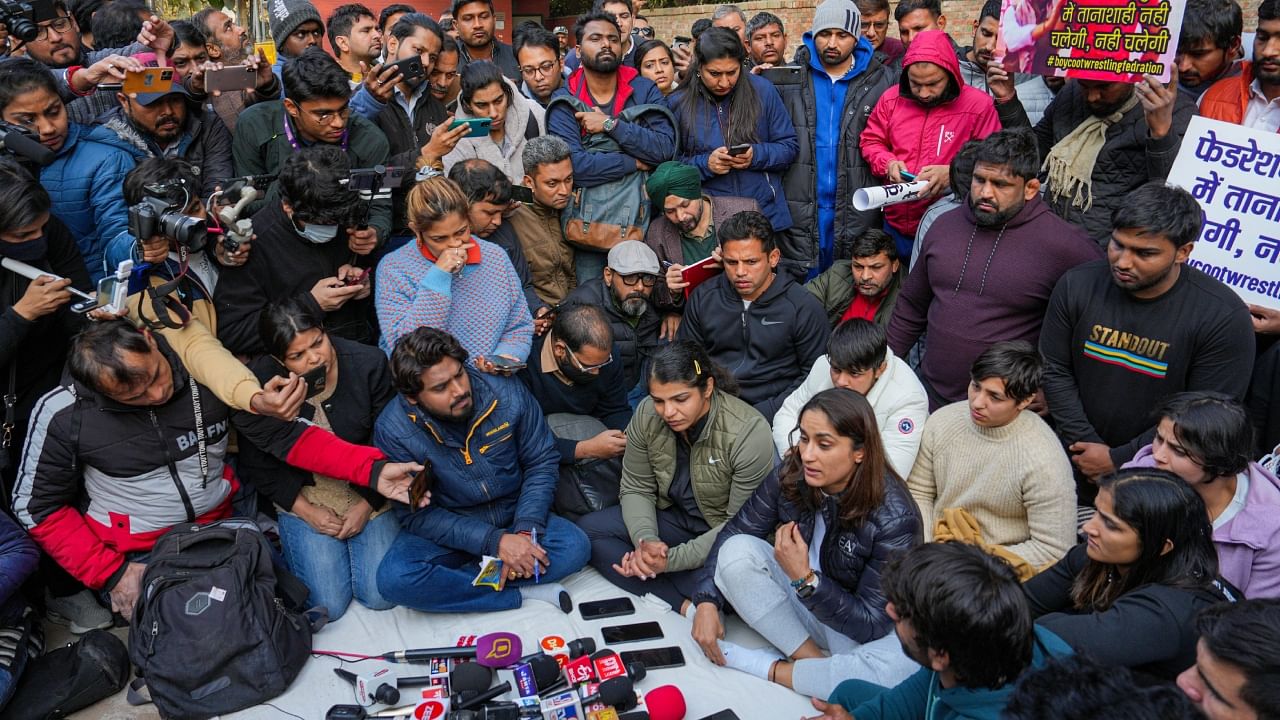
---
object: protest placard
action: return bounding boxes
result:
[996,0,1185,83]
[1167,116,1280,311]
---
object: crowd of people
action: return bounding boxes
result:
[0,0,1278,716]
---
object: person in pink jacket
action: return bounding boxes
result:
[1124,392,1280,599]
[860,29,1001,258]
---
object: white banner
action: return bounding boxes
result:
[852,180,931,212]
[1168,115,1280,311]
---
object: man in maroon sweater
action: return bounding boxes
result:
[886,128,1101,409]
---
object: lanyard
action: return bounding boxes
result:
[282,111,348,151]
[190,380,210,488]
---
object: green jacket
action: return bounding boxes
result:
[231,100,392,243]
[619,391,775,572]
[806,261,906,329]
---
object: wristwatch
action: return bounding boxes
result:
[602,117,617,134]
[793,571,820,599]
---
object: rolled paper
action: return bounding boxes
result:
[852,180,932,211]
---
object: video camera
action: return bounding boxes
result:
[0,122,54,168]
[127,180,207,252]
[345,165,404,201]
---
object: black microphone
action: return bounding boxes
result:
[333,668,400,706]
[382,645,479,663]
[529,655,563,692]
[453,681,512,711]
[518,636,596,663]
[581,676,634,708]
[0,123,55,167]
[449,661,494,699]
[449,701,519,720]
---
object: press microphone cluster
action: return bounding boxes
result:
[383,632,523,668]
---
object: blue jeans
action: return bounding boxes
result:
[376,514,590,613]
[277,509,400,621]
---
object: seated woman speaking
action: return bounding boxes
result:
[690,388,922,697]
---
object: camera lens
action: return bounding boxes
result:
[2,10,38,43]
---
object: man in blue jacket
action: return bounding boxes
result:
[374,328,590,613]
[805,542,1073,720]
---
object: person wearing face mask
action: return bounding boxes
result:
[885,129,1099,409]
[518,303,631,517]
[215,146,373,357]
[577,340,774,613]
[375,176,532,370]
[239,296,401,621]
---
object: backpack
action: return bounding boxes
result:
[127,518,312,720]
[546,95,678,253]
[1,628,131,720]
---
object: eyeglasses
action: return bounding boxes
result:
[306,105,351,125]
[520,60,559,78]
[865,21,890,31]
[563,343,613,373]
[616,272,657,287]
[37,16,74,41]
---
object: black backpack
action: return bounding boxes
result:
[127,518,312,720]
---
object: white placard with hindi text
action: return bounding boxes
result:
[1168,115,1280,311]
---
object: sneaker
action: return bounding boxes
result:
[44,590,113,634]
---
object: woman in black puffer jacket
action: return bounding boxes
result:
[689,388,921,698]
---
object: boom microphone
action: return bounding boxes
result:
[643,685,687,720]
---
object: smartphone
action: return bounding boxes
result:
[341,268,368,286]
[122,67,174,95]
[449,117,492,138]
[204,65,257,93]
[579,597,635,621]
[389,55,426,84]
[673,35,692,48]
[301,365,327,399]
[728,143,751,156]
[600,622,663,645]
[510,184,534,204]
[694,711,742,720]
[254,41,278,65]
[619,646,685,670]
[487,356,527,371]
[762,65,804,86]
[409,460,433,508]
[900,170,918,181]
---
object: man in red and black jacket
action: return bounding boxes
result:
[12,320,422,619]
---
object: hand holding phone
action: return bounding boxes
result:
[389,55,426,84]
[301,365,328,399]
[728,143,751,156]
[448,117,492,138]
[122,67,174,95]
[204,65,257,93]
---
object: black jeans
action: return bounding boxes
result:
[577,505,706,610]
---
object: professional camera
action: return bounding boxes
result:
[0,0,38,42]
[128,195,207,252]
[0,122,54,167]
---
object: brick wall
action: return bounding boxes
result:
[639,0,1265,55]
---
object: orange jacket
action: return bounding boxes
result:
[1200,62,1261,127]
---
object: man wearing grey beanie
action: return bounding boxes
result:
[775,0,895,281]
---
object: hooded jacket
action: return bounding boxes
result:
[778,38,894,275]
[860,31,1002,237]
[444,77,547,185]
[1126,447,1280,599]
[546,67,677,188]
[843,626,1074,720]
[12,336,388,590]
[670,72,799,231]
[96,104,233,198]
[957,52,1054,125]
[693,467,922,644]
[676,270,830,422]
[40,122,136,282]
[887,196,1100,405]
[373,368,560,556]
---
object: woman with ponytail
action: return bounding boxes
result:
[577,340,774,613]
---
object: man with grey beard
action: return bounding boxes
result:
[563,241,662,401]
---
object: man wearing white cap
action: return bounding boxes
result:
[563,240,663,399]
[775,0,895,281]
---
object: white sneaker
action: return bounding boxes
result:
[45,590,113,634]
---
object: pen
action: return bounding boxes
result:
[532,527,541,584]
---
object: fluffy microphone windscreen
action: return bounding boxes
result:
[450,661,494,695]
[529,654,562,691]
[475,632,523,668]
[597,676,635,707]
[644,685,686,720]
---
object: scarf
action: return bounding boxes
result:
[1042,94,1139,212]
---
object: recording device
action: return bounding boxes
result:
[600,622,664,645]
[509,185,534,204]
[0,121,54,167]
[409,459,433,509]
[128,193,207,251]
[301,364,327,399]
[582,676,635,709]
[448,661,495,701]
[673,35,691,48]
[761,65,804,86]
[0,0,38,41]
[519,636,595,663]
[381,632,523,667]
[644,686,687,720]
[451,702,520,719]
[453,680,512,711]
[333,667,400,707]
[727,144,751,156]
[346,165,405,201]
[389,55,426,84]
[579,597,635,621]
[208,179,260,253]
[449,117,492,138]
[122,67,175,95]
[486,356,526,371]
[591,649,646,683]
[619,646,684,671]
[1,258,132,314]
[204,65,257,93]
[325,704,420,720]
[342,267,369,287]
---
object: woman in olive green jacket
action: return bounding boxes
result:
[577,340,776,613]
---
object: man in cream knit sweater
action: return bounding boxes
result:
[907,341,1075,568]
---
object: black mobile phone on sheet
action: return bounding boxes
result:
[695,710,742,720]
[600,621,663,645]
[619,645,685,670]
[579,597,635,621]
